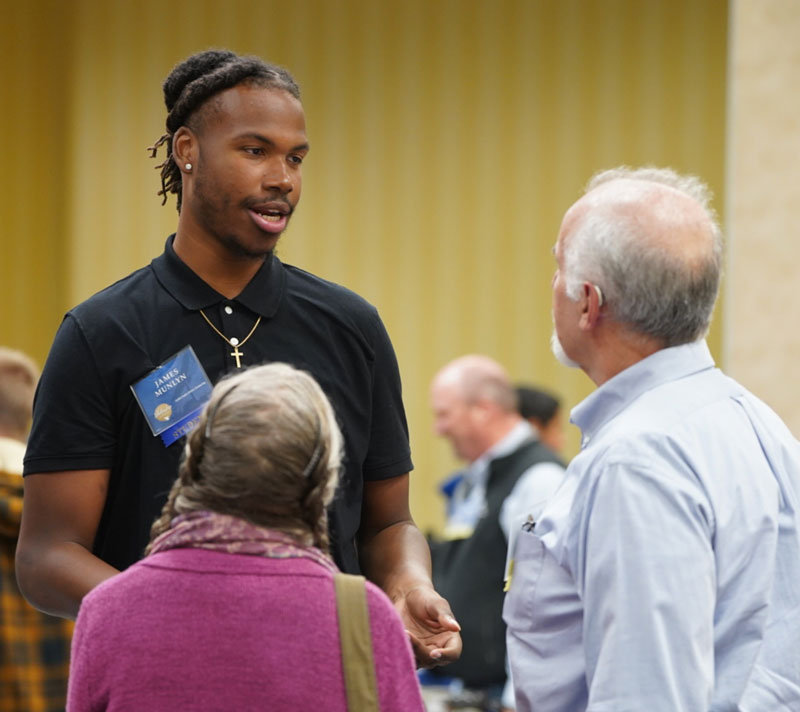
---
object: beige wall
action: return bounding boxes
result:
[0,0,728,532]
[726,0,800,435]
[0,0,70,361]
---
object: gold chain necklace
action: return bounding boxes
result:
[199,308,262,368]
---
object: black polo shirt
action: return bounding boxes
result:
[24,235,413,573]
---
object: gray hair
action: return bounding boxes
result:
[562,166,724,346]
[148,362,343,553]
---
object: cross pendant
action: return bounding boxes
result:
[230,345,243,368]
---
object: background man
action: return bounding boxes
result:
[505,166,800,710]
[428,355,564,708]
[17,49,459,666]
[0,347,72,711]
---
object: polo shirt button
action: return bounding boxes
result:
[224,305,233,315]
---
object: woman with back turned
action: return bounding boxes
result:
[66,363,424,711]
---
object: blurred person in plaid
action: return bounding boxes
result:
[0,347,72,711]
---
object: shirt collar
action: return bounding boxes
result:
[571,340,716,447]
[469,419,535,473]
[463,420,535,490]
[150,234,286,317]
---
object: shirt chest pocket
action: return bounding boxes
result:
[503,527,581,636]
[503,527,547,633]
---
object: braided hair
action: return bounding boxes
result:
[146,363,342,555]
[149,49,301,211]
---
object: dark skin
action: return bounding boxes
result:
[359,475,461,665]
[17,469,116,618]
[17,83,461,666]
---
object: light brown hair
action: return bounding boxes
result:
[147,363,342,554]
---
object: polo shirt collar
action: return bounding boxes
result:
[571,340,716,447]
[151,234,286,317]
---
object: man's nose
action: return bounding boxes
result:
[262,159,292,193]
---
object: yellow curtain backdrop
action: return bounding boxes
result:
[0,0,728,533]
[0,0,71,359]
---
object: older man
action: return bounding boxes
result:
[504,167,800,711]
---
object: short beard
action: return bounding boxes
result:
[218,232,276,260]
[550,330,580,369]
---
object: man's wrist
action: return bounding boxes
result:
[383,574,435,605]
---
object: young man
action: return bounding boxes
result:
[504,166,800,710]
[17,50,460,667]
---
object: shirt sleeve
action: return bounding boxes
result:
[362,310,413,480]
[576,459,716,712]
[24,314,117,474]
[502,657,517,709]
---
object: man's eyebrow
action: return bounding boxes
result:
[237,132,310,152]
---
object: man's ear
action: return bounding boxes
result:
[172,126,197,174]
[578,282,603,330]
[469,399,493,425]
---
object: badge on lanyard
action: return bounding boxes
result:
[130,345,213,447]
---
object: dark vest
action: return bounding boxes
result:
[430,439,563,688]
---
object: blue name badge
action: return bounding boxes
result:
[130,345,213,447]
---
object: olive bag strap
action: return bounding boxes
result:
[334,573,380,712]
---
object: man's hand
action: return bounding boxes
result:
[358,476,462,667]
[394,584,462,668]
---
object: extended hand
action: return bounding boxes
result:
[396,585,462,668]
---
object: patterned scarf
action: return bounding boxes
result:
[148,510,338,573]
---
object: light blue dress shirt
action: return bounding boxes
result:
[504,341,800,711]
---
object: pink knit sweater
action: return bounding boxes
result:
[67,548,424,711]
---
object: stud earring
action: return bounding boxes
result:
[185,163,192,171]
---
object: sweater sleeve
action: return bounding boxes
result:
[67,598,97,711]
[366,582,425,712]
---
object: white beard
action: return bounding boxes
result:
[550,329,580,369]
